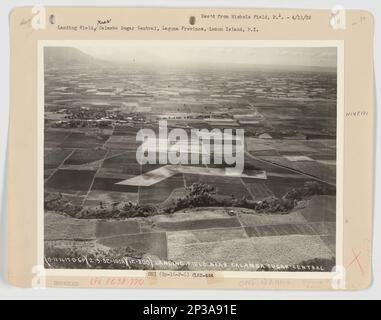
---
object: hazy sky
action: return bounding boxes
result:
[74,43,337,68]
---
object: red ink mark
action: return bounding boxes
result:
[347,249,365,275]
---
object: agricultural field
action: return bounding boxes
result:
[44,46,337,271]
[44,59,337,219]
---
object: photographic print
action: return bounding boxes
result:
[42,42,338,273]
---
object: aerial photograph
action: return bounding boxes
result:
[43,43,337,272]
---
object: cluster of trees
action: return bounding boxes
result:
[283,181,335,201]
[44,192,160,219]
[230,196,295,213]
[166,183,220,213]
[45,180,335,219]
[77,201,158,219]
[44,192,82,216]
[168,180,334,215]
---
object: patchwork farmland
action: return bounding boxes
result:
[44,46,337,272]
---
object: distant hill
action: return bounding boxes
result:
[44,47,97,68]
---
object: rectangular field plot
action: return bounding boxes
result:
[99,151,141,177]
[106,135,139,143]
[244,155,292,175]
[293,161,336,184]
[96,168,137,180]
[91,177,139,193]
[264,176,313,198]
[105,135,140,150]
[63,149,107,165]
[138,175,185,205]
[45,130,71,141]
[311,154,336,161]
[59,132,110,148]
[244,182,274,201]
[246,138,275,152]
[256,156,335,185]
[250,149,280,157]
[300,195,336,223]
[44,130,71,148]
[44,148,73,169]
[307,140,336,159]
[257,156,300,171]
[141,164,163,173]
[273,140,317,154]
[313,139,336,149]
[45,169,96,194]
[44,168,56,180]
[112,126,139,136]
[102,151,138,166]
[257,107,302,119]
